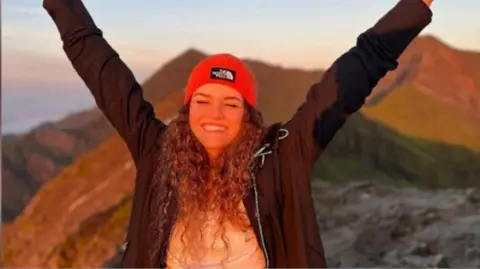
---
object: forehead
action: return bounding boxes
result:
[193,83,243,100]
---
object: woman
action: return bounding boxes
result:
[43,0,433,268]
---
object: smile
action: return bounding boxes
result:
[202,124,227,132]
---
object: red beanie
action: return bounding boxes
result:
[184,53,257,107]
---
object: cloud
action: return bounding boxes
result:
[2,24,64,55]
[2,44,174,92]
[1,21,181,79]
[2,49,79,84]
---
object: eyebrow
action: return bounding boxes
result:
[192,93,242,102]
[192,92,210,98]
[224,96,243,102]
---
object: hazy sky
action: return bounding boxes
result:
[2,0,480,134]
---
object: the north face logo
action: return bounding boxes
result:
[210,67,236,82]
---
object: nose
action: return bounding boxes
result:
[208,103,225,119]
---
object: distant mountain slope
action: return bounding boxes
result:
[369,35,480,118]
[1,113,114,221]
[407,36,480,117]
[365,36,480,149]
[362,84,480,149]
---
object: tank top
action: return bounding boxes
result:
[166,202,265,269]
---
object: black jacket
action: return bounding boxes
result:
[43,0,432,267]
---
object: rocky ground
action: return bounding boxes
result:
[312,180,480,268]
[103,180,480,268]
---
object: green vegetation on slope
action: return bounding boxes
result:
[361,84,480,150]
[314,113,480,188]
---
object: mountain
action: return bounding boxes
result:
[1,111,114,221]
[365,35,480,149]
[405,36,480,117]
[3,36,480,267]
[363,84,480,149]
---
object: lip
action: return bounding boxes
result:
[201,123,228,133]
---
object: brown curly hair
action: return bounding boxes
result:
[148,102,265,265]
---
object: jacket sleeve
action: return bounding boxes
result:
[43,0,165,165]
[281,0,432,168]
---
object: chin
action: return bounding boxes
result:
[193,130,233,156]
[201,141,227,151]
[199,140,229,157]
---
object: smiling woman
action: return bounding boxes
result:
[43,0,433,268]
[156,54,267,268]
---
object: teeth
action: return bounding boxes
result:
[203,125,226,131]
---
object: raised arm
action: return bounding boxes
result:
[43,0,165,165]
[281,0,433,169]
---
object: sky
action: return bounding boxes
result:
[2,0,480,134]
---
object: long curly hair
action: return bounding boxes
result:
[148,102,265,265]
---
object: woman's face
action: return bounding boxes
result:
[189,83,245,159]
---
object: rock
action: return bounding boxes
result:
[466,247,480,260]
[314,180,480,268]
[353,227,391,260]
[336,250,371,268]
[326,259,341,268]
[466,188,480,203]
[325,219,336,230]
[360,192,372,199]
[430,254,450,268]
[407,241,435,256]
[400,253,450,268]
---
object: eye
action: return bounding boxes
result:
[195,100,208,104]
[225,103,239,108]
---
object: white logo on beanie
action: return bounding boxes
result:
[210,67,236,82]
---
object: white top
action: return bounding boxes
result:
[166,203,265,269]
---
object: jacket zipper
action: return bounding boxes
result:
[249,168,270,268]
